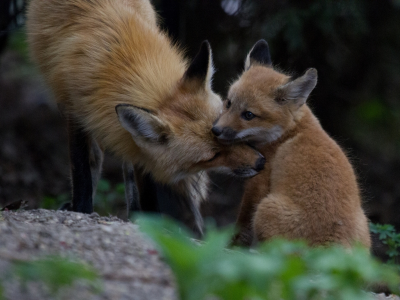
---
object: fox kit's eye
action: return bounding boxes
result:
[242,111,255,121]
[226,100,231,109]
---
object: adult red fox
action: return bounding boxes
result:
[212,40,371,248]
[26,0,265,230]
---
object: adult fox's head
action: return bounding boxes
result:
[212,40,318,145]
[115,41,265,183]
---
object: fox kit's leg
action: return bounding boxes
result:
[232,191,263,246]
[253,194,301,242]
[68,117,95,213]
[122,161,140,217]
[232,174,270,246]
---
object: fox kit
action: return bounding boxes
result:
[26,0,265,230]
[212,40,371,248]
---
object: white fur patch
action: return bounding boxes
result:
[211,166,257,178]
[264,125,284,143]
[236,127,265,140]
[244,52,251,71]
[236,125,283,144]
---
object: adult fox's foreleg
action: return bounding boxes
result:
[67,117,97,213]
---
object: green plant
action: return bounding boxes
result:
[0,256,100,299]
[41,193,69,210]
[139,216,400,300]
[94,179,125,216]
[370,223,400,265]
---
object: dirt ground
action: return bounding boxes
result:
[0,209,176,300]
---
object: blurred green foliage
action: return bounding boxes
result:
[0,256,100,298]
[139,215,400,300]
[41,179,125,216]
[7,29,29,61]
[94,179,125,216]
[370,223,400,267]
[41,194,69,210]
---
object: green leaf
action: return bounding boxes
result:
[14,257,99,294]
[96,179,111,192]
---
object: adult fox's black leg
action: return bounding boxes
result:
[123,161,140,217]
[134,167,159,212]
[68,117,94,213]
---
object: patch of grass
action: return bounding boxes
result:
[139,216,400,300]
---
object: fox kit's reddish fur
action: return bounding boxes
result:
[213,40,371,248]
[26,0,264,223]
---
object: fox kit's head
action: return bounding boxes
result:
[212,40,318,145]
[115,41,265,183]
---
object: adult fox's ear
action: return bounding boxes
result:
[277,68,318,109]
[245,39,272,70]
[182,40,214,91]
[116,104,170,144]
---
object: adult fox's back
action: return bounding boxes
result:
[27,0,187,164]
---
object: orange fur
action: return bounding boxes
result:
[215,45,371,248]
[26,0,264,212]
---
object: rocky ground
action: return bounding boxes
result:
[0,209,176,300]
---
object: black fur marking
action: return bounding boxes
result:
[184,40,210,81]
[249,39,272,67]
[136,171,160,212]
[68,118,94,214]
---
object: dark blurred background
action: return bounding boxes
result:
[1,0,400,238]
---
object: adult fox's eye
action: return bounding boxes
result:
[207,152,221,162]
[226,100,231,109]
[242,111,255,120]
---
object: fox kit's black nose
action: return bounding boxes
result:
[255,155,266,172]
[211,126,222,137]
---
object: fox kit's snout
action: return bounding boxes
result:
[223,39,370,248]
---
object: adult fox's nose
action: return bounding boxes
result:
[211,126,222,136]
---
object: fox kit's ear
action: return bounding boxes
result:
[116,104,170,144]
[245,39,272,70]
[182,40,214,91]
[277,68,318,109]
